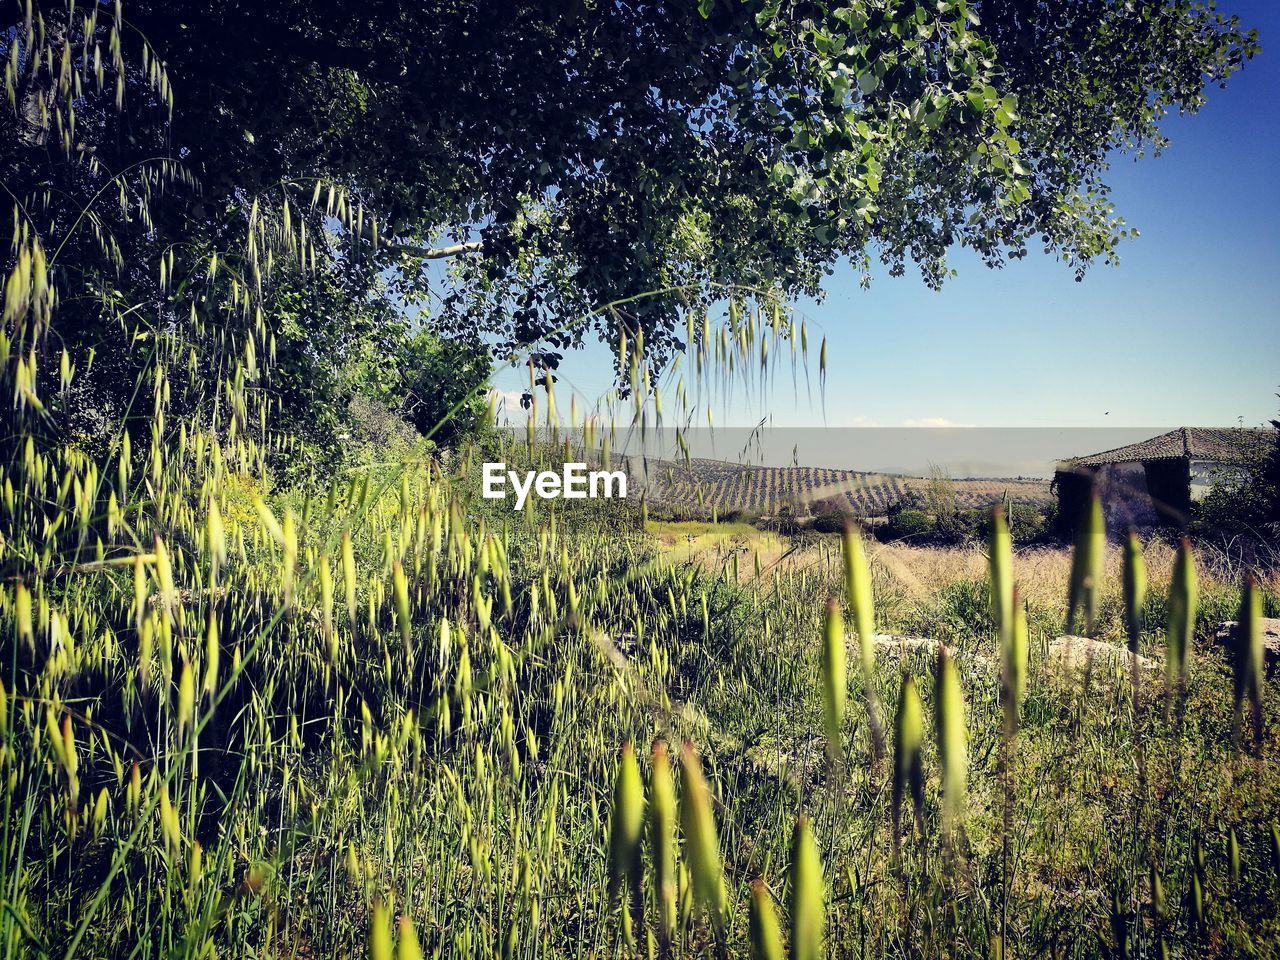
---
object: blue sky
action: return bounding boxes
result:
[494,0,1280,430]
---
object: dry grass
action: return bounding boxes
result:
[867,538,1276,616]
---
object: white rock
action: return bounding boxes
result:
[1048,636,1157,673]
[1215,618,1280,673]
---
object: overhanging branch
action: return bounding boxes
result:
[389,240,485,260]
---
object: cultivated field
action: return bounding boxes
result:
[637,458,1051,519]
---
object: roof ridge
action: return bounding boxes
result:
[1062,425,1271,468]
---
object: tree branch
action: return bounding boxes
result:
[389,240,485,260]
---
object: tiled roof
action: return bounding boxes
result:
[1064,427,1272,468]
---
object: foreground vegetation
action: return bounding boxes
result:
[2,413,1278,957]
[3,1,1276,956]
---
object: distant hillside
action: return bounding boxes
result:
[633,458,1052,519]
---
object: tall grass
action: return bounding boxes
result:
[2,3,1279,956]
[2,341,1277,957]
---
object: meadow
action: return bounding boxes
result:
[1,419,1277,958]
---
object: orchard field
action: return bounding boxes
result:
[637,459,1052,522]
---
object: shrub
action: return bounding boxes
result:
[923,463,958,530]
[937,507,984,543]
[883,509,936,541]
[342,395,426,466]
[1010,501,1055,543]
[972,502,1055,545]
[1192,426,1280,538]
[768,503,801,536]
[811,511,848,534]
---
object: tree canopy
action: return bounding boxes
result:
[1,0,1260,426]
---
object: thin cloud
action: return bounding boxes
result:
[901,417,975,428]
[487,388,527,415]
[832,414,882,427]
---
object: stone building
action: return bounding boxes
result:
[1054,427,1271,532]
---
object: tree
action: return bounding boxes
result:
[1193,410,1280,542]
[924,461,959,534]
[394,331,491,448]
[1,0,1260,429]
[263,259,491,469]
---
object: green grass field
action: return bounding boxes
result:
[3,433,1277,958]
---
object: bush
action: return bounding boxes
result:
[1192,440,1279,537]
[1189,420,1280,566]
[970,501,1056,545]
[1009,501,1055,542]
[811,511,848,534]
[396,330,491,446]
[771,503,802,535]
[883,508,936,541]
[936,507,984,543]
[342,395,425,466]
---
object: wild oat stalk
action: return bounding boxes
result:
[1234,575,1264,750]
[370,900,393,960]
[934,646,968,838]
[678,742,726,935]
[647,740,679,954]
[891,673,925,855]
[1165,538,1197,718]
[1123,530,1148,785]
[1066,490,1104,638]
[748,879,784,960]
[989,506,1014,656]
[397,916,424,960]
[820,598,847,765]
[841,522,884,760]
[990,502,1024,959]
[1121,528,1149,960]
[789,817,825,960]
[610,742,646,946]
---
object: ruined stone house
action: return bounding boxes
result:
[1054,427,1271,532]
